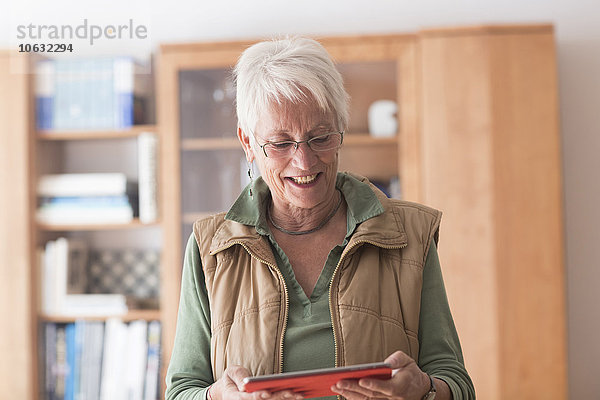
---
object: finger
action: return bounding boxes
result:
[269,390,304,400]
[334,380,381,398]
[331,384,385,400]
[358,378,396,397]
[248,391,270,400]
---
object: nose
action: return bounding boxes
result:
[290,141,318,170]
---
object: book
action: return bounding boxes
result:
[37,173,130,198]
[79,321,104,400]
[60,294,128,317]
[143,321,161,400]
[55,325,68,400]
[44,323,57,400]
[64,323,76,400]
[42,319,160,400]
[126,320,148,400]
[35,60,55,130]
[41,240,58,314]
[36,206,134,225]
[72,321,85,400]
[41,238,88,314]
[137,132,158,223]
[36,173,137,225]
[37,195,135,225]
[91,58,116,129]
[100,318,129,400]
[37,57,150,130]
[88,322,105,400]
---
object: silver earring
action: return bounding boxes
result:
[247,161,255,198]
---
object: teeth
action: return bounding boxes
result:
[291,174,318,184]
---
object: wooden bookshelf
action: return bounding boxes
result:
[37,124,157,140]
[40,309,161,323]
[37,218,160,232]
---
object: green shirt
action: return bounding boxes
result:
[165,173,475,400]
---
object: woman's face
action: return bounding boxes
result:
[241,99,340,212]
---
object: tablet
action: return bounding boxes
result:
[242,362,392,398]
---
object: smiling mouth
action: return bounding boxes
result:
[290,173,319,185]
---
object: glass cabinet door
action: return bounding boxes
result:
[336,60,400,196]
[178,68,246,248]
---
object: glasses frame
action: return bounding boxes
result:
[253,131,345,158]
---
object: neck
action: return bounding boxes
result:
[268,189,343,235]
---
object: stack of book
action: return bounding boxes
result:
[36,57,151,130]
[137,132,158,224]
[43,319,161,400]
[40,237,128,317]
[36,173,137,226]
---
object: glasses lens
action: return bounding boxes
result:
[262,133,342,158]
[308,132,342,151]
[264,141,295,158]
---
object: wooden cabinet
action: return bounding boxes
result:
[419,25,566,400]
[0,54,163,398]
[0,51,36,400]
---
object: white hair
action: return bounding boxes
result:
[233,36,349,138]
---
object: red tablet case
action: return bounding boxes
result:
[242,362,392,398]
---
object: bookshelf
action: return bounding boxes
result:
[38,218,159,232]
[33,123,162,399]
[0,53,163,400]
[37,124,157,141]
[40,309,161,323]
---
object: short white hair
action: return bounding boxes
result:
[233,36,349,137]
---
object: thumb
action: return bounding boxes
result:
[384,351,414,370]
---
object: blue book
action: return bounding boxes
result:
[40,195,131,208]
[113,57,135,128]
[35,60,55,130]
[80,59,95,130]
[91,58,115,129]
[64,323,75,400]
[53,60,72,130]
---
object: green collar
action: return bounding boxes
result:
[225,172,385,236]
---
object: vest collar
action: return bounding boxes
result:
[209,172,408,256]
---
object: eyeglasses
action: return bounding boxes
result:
[254,131,344,159]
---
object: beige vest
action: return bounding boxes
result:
[193,184,441,380]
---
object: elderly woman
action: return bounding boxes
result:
[166,37,475,400]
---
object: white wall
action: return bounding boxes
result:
[2,0,598,397]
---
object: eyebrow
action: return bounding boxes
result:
[265,125,332,140]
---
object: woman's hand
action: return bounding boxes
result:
[330,351,431,400]
[210,365,304,400]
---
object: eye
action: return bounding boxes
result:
[269,141,295,150]
[310,134,332,144]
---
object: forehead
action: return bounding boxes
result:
[256,99,334,136]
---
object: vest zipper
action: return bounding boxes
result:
[328,238,407,399]
[211,241,289,374]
